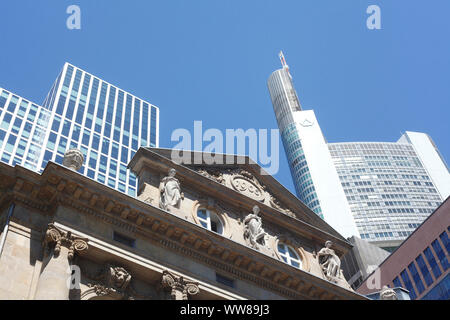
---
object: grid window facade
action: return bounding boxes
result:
[0,62,159,197]
[329,142,443,246]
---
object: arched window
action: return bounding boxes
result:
[197,208,223,234]
[277,243,302,269]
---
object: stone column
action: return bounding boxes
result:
[161,270,199,300]
[34,224,88,300]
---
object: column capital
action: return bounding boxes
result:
[43,223,89,260]
[161,270,199,300]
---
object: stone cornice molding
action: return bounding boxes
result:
[0,162,364,300]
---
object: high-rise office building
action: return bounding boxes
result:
[267,52,359,238]
[0,62,159,196]
[329,135,448,250]
[267,53,450,248]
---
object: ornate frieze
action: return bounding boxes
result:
[161,270,200,300]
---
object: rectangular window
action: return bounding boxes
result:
[62,120,71,137]
[92,134,100,150]
[88,151,98,170]
[111,142,119,159]
[109,159,117,177]
[400,269,417,300]
[415,254,433,287]
[216,274,234,288]
[82,129,91,146]
[431,239,449,271]
[5,134,17,153]
[1,152,11,163]
[1,112,12,130]
[11,117,22,135]
[439,232,449,254]
[101,138,110,155]
[408,262,425,294]
[424,247,442,279]
[52,116,61,133]
[71,125,81,142]
[17,101,28,118]
[113,231,135,247]
[0,91,8,109]
[57,137,67,154]
[0,130,6,149]
[121,146,128,164]
[99,155,107,173]
[15,139,27,157]
[22,121,33,138]
[98,173,105,184]
[7,96,18,113]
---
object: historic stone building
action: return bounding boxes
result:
[0,147,366,300]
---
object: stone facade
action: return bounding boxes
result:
[0,147,366,300]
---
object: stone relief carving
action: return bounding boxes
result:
[380,285,398,300]
[191,166,300,219]
[231,175,265,201]
[316,241,342,283]
[161,270,200,300]
[243,205,268,250]
[86,263,151,300]
[196,168,225,184]
[159,168,183,211]
[43,223,88,260]
[269,195,296,218]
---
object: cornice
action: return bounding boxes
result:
[0,162,364,300]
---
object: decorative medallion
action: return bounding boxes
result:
[231,175,265,201]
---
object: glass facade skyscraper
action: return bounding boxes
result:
[0,62,159,197]
[267,52,360,238]
[267,53,450,247]
[329,140,445,249]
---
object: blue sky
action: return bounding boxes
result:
[1,0,449,194]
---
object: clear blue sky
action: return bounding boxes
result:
[1,0,449,194]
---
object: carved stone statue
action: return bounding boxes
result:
[317,241,341,282]
[159,168,182,211]
[105,264,132,292]
[243,205,267,250]
[62,148,84,171]
[85,263,148,300]
[380,285,398,300]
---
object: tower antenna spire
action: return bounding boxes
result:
[279,51,292,78]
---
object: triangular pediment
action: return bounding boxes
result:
[131,148,346,241]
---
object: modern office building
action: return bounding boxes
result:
[267,52,359,238]
[358,196,450,300]
[341,236,390,290]
[267,53,450,248]
[329,136,446,249]
[0,62,159,197]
